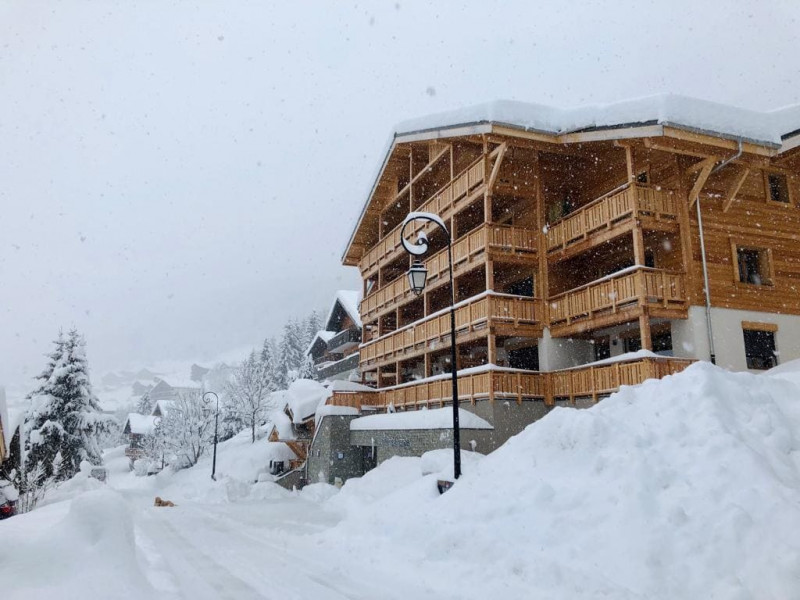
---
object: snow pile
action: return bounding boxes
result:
[284,379,330,423]
[328,363,800,599]
[0,489,154,599]
[350,407,492,430]
[326,450,485,520]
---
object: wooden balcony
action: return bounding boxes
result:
[548,267,687,335]
[546,183,678,255]
[358,157,487,278]
[360,223,538,322]
[341,355,694,410]
[360,293,541,369]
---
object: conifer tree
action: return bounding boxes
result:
[279,320,305,383]
[24,329,111,482]
[304,310,323,349]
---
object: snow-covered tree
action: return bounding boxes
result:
[303,310,323,349]
[136,391,154,415]
[225,351,274,443]
[279,320,305,383]
[297,353,317,381]
[23,329,112,482]
[264,337,287,391]
[158,390,215,469]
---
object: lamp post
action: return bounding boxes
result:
[400,211,461,480]
[204,391,219,481]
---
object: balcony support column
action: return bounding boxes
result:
[639,312,652,351]
[633,226,646,266]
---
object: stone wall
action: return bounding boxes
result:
[306,414,365,485]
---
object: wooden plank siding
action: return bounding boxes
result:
[687,169,800,315]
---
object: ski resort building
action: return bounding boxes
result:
[306,290,363,381]
[307,95,800,477]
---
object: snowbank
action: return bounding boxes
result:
[327,362,800,599]
[0,489,154,599]
[350,407,492,430]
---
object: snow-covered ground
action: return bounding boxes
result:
[2,361,800,599]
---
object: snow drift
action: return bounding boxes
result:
[327,362,800,599]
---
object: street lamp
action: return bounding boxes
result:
[400,211,461,480]
[204,391,219,481]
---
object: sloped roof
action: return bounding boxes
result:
[123,413,158,435]
[342,94,800,265]
[305,330,336,357]
[395,95,800,147]
[324,290,362,331]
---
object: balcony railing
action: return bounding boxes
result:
[326,328,361,353]
[548,267,686,327]
[358,157,487,277]
[360,293,540,368]
[337,355,694,410]
[546,183,678,253]
[359,223,537,322]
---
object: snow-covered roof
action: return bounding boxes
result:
[343,94,800,264]
[396,95,800,148]
[151,399,176,417]
[350,407,492,431]
[315,404,360,428]
[305,330,336,357]
[325,380,376,393]
[324,290,362,331]
[270,409,296,441]
[285,379,331,424]
[123,413,158,435]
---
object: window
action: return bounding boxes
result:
[594,337,610,361]
[734,245,772,286]
[743,327,777,370]
[767,173,790,204]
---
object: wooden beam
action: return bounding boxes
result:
[722,168,751,213]
[688,157,717,207]
[684,155,717,175]
[487,142,508,191]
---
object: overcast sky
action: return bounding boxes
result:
[1,0,799,389]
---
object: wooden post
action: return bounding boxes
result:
[626,145,636,183]
[674,154,697,304]
[639,313,652,350]
[590,366,598,404]
[488,333,497,365]
[486,258,495,291]
[533,151,549,320]
[633,227,646,266]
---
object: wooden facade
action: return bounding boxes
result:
[341,104,800,405]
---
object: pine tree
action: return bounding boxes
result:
[304,310,323,349]
[297,353,317,381]
[136,391,154,415]
[279,320,305,383]
[23,329,112,482]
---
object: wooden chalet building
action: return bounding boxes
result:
[330,96,800,432]
[306,290,362,381]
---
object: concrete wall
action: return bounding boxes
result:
[349,398,554,464]
[349,427,497,464]
[307,414,365,485]
[274,468,305,491]
[538,328,595,370]
[672,306,800,371]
